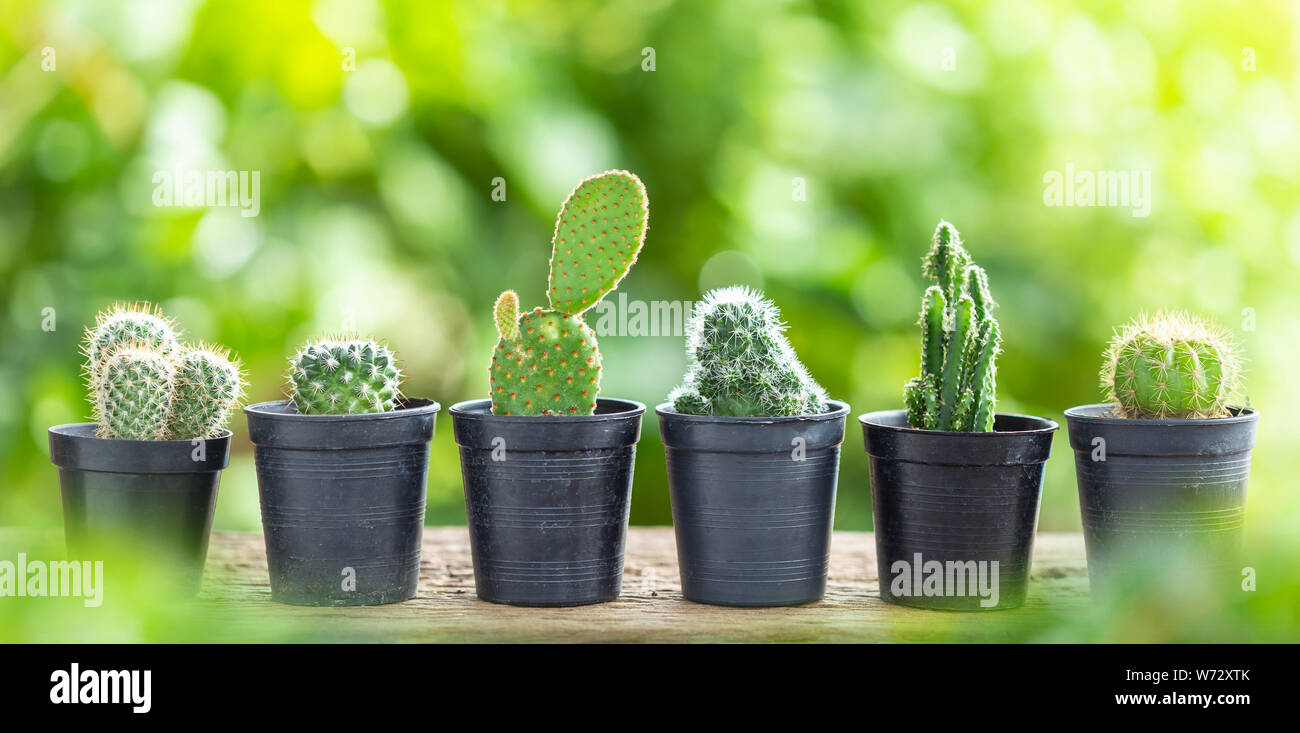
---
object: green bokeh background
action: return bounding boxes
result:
[1,0,1298,641]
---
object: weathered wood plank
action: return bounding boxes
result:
[195,528,1091,643]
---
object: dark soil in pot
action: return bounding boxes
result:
[451,398,644,607]
[860,409,1057,611]
[1064,403,1258,597]
[244,398,439,606]
[48,423,231,597]
[658,401,850,607]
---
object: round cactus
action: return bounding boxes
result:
[82,302,179,386]
[167,344,245,439]
[490,307,601,416]
[287,338,404,415]
[669,286,827,417]
[93,344,176,440]
[1102,311,1243,419]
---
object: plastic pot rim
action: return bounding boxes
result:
[244,398,440,422]
[858,408,1059,436]
[654,399,851,425]
[1063,402,1259,426]
[48,423,233,474]
[449,397,646,421]
[48,423,234,445]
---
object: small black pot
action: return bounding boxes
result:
[451,398,644,607]
[860,410,1057,611]
[1064,403,1258,596]
[48,423,231,596]
[658,401,850,607]
[245,399,439,606]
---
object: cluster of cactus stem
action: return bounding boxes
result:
[83,302,244,440]
[903,221,1001,432]
[489,170,649,416]
[286,337,404,415]
[669,286,828,417]
[1101,311,1243,419]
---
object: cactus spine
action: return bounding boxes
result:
[668,286,828,417]
[82,302,244,440]
[287,337,404,415]
[93,344,176,440]
[490,170,649,416]
[168,344,245,439]
[903,221,1001,432]
[82,302,179,384]
[1101,311,1243,419]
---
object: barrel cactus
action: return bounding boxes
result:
[287,337,404,414]
[168,344,245,439]
[1101,311,1243,419]
[93,344,177,440]
[489,170,649,416]
[668,286,828,417]
[82,302,179,384]
[903,220,1002,432]
[82,302,245,440]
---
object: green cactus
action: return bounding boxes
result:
[82,301,179,386]
[93,344,176,440]
[81,303,244,440]
[167,344,245,439]
[903,220,1002,432]
[287,337,404,415]
[490,170,649,416]
[1101,311,1243,419]
[547,170,649,314]
[668,286,828,417]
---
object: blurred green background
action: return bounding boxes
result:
[1,0,1298,640]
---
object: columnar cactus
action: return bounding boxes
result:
[489,170,649,416]
[287,337,403,414]
[1101,311,1243,419]
[81,302,244,440]
[168,344,245,439]
[903,221,1002,432]
[668,286,828,417]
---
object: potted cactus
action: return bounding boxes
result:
[48,303,244,596]
[244,338,440,606]
[450,170,648,607]
[859,222,1057,611]
[1064,311,1257,596]
[657,286,850,607]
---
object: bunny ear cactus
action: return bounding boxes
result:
[490,170,649,416]
[903,221,1002,432]
[1101,311,1243,419]
[287,337,404,415]
[668,286,828,417]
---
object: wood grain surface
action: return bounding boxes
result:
[193,528,1091,643]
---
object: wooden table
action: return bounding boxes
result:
[195,528,1092,642]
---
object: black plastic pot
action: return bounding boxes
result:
[48,423,231,597]
[1064,403,1258,596]
[860,410,1057,611]
[244,399,439,606]
[451,398,644,607]
[658,401,850,607]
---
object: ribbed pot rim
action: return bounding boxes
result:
[1063,402,1259,426]
[655,399,850,424]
